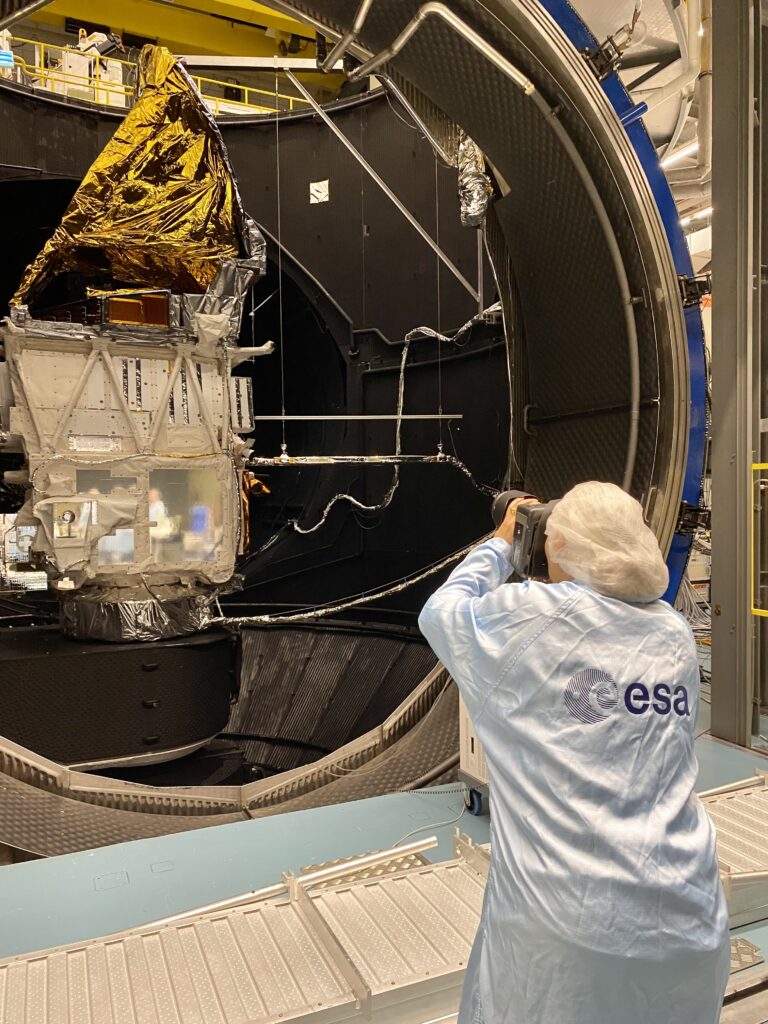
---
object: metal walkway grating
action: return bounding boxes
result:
[0,823,763,1024]
[0,836,489,1024]
[0,665,454,857]
[702,779,768,873]
[729,937,763,974]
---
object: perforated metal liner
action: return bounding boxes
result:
[0,663,456,856]
[269,0,690,550]
[233,627,438,772]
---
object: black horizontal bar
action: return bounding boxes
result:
[528,396,659,428]
[218,732,332,755]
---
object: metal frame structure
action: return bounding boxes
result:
[0,832,491,1024]
[6,33,313,115]
[1,325,244,586]
[710,0,763,746]
[283,67,480,302]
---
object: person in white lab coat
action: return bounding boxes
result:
[418,481,729,1024]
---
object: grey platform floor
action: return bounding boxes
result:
[1,731,766,961]
[0,784,485,959]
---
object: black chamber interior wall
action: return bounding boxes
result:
[0,91,510,623]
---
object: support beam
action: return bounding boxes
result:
[283,68,479,303]
[251,414,463,421]
[710,0,762,745]
[30,0,305,58]
[178,56,343,70]
[0,1,51,31]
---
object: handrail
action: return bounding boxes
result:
[5,33,310,116]
[10,55,134,101]
[97,836,438,936]
[189,70,302,109]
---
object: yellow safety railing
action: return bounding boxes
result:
[5,35,309,116]
[753,464,768,617]
[188,71,306,114]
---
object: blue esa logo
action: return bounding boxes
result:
[564,671,690,724]
[564,669,619,724]
[624,682,690,717]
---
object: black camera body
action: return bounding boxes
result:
[491,490,559,580]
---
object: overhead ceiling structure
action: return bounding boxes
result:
[573,0,697,142]
[256,0,705,598]
[571,0,712,229]
[11,0,315,57]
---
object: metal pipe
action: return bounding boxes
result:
[339,4,640,490]
[320,0,375,72]
[377,73,455,166]
[635,0,702,115]
[666,0,712,185]
[346,2,535,96]
[283,68,479,302]
[698,774,766,799]
[0,0,52,31]
[117,882,288,933]
[246,453,478,466]
[661,97,694,165]
[251,414,463,421]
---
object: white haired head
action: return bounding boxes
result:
[545,481,669,603]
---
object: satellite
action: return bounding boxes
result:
[0,46,272,642]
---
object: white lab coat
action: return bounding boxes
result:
[418,538,729,1024]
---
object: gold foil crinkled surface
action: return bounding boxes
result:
[13,46,242,307]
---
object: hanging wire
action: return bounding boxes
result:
[360,108,367,328]
[251,308,499,538]
[394,804,466,847]
[291,336,412,533]
[250,288,278,322]
[675,572,711,641]
[435,158,444,452]
[282,307,501,535]
[275,72,287,452]
[382,90,454,170]
[241,306,500,562]
[217,531,490,629]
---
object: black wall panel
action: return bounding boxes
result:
[0,628,236,764]
[0,85,488,344]
[0,83,505,624]
[225,94,485,342]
